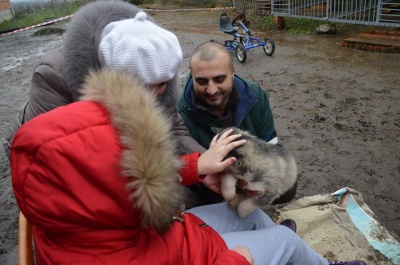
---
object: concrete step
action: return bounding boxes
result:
[342,30,400,53]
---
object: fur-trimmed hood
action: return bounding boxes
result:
[12,69,183,235]
[62,1,180,112]
[79,69,183,232]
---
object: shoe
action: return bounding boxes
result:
[279,219,297,233]
[328,260,367,265]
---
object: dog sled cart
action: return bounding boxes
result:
[218,12,275,63]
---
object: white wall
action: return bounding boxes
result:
[0,8,14,24]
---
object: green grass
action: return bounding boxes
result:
[254,16,333,34]
[0,2,83,32]
[254,15,393,35]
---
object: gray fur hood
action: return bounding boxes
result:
[62,1,180,111]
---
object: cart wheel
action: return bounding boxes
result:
[235,43,247,63]
[263,37,275,56]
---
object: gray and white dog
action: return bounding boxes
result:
[212,127,298,217]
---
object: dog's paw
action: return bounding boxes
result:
[222,189,236,201]
[237,198,258,217]
[221,174,237,201]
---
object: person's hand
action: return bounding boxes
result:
[197,129,246,176]
[201,176,262,197]
[236,179,262,196]
[202,173,222,194]
[231,246,254,265]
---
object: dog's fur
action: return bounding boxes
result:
[212,127,298,217]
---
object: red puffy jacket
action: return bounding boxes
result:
[11,70,249,265]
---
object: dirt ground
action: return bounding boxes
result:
[0,7,399,265]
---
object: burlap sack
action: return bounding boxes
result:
[274,188,399,265]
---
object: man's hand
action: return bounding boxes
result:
[236,179,262,196]
[202,174,222,194]
[202,176,262,197]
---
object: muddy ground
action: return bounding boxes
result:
[0,7,399,265]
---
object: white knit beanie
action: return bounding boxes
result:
[98,12,183,85]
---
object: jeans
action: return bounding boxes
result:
[188,202,328,265]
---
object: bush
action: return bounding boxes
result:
[127,0,144,5]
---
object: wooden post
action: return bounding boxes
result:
[273,16,285,30]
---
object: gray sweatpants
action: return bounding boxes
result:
[188,202,329,265]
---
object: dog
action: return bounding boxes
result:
[212,127,298,217]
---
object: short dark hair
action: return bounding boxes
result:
[189,42,234,70]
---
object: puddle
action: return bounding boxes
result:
[0,26,65,72]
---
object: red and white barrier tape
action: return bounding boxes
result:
[143,6,234,12]
[0,5,235,37]
[0,14,73,37]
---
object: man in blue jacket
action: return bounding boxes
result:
[177,41,297,206]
